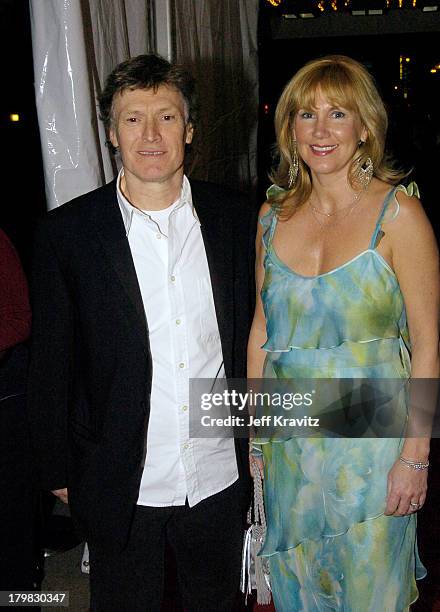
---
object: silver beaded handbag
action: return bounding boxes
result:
[240,462,271,605]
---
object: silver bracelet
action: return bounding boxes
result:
[399,456,429,470]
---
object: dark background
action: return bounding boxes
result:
[0,0,45,269]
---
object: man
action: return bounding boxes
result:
[28,54,254,611]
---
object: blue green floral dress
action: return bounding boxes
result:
[254,184,426,611]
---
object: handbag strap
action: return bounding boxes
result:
[252,462,266,539]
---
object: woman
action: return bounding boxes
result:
[248,55,439,611]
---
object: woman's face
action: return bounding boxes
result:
[293,89,367,182]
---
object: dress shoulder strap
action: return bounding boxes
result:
[368,182,420,249]
[260,206,278,250]
[369,186,399,249]
[260,184,285,250]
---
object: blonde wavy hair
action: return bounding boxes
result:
[270,55,405,218]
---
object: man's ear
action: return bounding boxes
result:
[109,126,119,149]
[185,123,194,145]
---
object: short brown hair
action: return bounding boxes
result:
[98,53,198,132]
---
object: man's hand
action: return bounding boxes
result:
[51,488,69,504]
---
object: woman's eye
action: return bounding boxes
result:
[332,111,345,119]
[162,115,174,121]
[299,111,313,119]
[126,117,138,123]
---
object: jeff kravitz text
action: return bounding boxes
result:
[200,415,320,427]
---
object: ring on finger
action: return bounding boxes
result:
[410,501,420,509]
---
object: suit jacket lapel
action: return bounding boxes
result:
[191,181,234,377]
[90,179,234,366]
[92,180,149,351]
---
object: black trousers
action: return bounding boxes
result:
[89,480,245,612]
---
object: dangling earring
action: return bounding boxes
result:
[355,140,373,190]
[356,156,373,190]
[288,141,299,189]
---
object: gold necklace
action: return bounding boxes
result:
[309,189,365,229]
[309,189,363,217]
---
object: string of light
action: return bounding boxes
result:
[264,0,438,12]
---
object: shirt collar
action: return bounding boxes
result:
[116,170,198,235]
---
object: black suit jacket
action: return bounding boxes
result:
[28,179,255,552]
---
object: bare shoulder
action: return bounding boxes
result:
[379,184,439,266]
[394,186,424,218]
[389,185,434,239]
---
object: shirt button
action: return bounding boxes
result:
[176,319,181,325]
[182,405,188,412]
[183,443,189,450]
[170,275,176,282]
[156,233,161,240]
[179,362,185,369]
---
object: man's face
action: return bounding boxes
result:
[109,85,193,190]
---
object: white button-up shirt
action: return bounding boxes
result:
[116,171,238,507]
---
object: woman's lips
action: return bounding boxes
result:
[310,144,338,156]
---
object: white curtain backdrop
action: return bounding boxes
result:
[30,0,258,209]
[171,0,259,193]
[30,0,152,209]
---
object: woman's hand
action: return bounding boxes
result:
[384,460,427,516]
